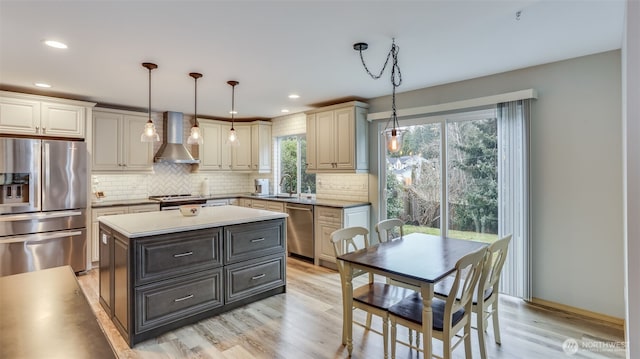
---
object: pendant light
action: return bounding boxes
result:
[187,72,204,145]
[354,39,403,153]
[227,80,240,146]
[140,62,160,142]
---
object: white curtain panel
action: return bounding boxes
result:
[497,99,531,300]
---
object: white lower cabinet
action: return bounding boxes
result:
[91,204,159,263]
[314,205,370,268]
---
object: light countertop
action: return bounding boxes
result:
[99,205,287,238]
[92,194,370,209]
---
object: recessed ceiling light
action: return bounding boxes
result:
[229,110,238,115]
[34,82,51,88]
[288,94,300,99]
[44,40,68,49]
[281,109,290,113]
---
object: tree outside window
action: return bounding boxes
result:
[278,135,315,195]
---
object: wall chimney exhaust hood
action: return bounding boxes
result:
[154,111,199,164]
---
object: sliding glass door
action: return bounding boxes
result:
[381,108,498,243]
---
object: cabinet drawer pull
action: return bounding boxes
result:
[251,274,266,280]
[250,237,265,243]
[174,294,194,302]
[173,251,193,258]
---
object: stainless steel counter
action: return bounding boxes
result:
[0,266,116,358]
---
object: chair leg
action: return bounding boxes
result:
[383,317,389,359]
[464,321,473,359]
[366,312,373,330]
[443,333,452,359]
[390,319,397,359]
[408,328,413,346]
[477,307,488,359]
[492,300,502,345]
[416,330,420,349]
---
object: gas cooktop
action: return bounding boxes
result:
[149,194,205,203]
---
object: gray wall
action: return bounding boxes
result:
[624,0,639,353]
[368,50,624,318]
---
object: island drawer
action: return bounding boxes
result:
[224,219,285,264]
[135,268,223,334]
[134,228,223,285]
[224,254,285,304]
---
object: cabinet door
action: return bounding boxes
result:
[199,121,223,170]
[98,225,113,314]
[334,108,354,170]
[0,97,40,135]
[41,102,85,138]
[93,112,122,171]
[305,114,317,171]
[123,115,154,171]
[232,125,252,170]
[113,235,129,334]
[92,206,128,262]
[316,220,340,264]
[251,122,271,173]
[220,123,233,170]
[315,111,336,170]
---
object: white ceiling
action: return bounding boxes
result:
[0,1,625,120]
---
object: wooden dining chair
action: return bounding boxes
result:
[331,226,415,359]
[388,246,487,359]
[374,218,404,244]
[434,234,512,359]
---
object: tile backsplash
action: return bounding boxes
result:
[316,173,369,202]
[92,162,252,201]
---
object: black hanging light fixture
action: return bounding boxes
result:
[227,80,240,146]
[354,38,403,153]
[140,62,160,142]
[187,72,204,145]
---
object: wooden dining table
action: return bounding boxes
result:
[337,232,488,358]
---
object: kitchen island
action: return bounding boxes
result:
[98,205,287,347]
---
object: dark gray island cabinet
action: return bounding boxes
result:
[98,206,287,347]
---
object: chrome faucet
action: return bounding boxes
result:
[279,173,295,197]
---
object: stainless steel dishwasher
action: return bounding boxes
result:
[285,203,314,259]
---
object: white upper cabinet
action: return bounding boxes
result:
[232,125,252,170]
[198,120,225,170]
[0,91,94,138]
[251,121,272,173]
[92,108,154,172]
[305,101,369,173]
[195,120,270,173]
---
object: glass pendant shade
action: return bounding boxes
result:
[384,127,404,153]
[228,127,239,146]
[187,125,203,145]
[227,80,240,146]
[140,62,160,142]
[141,120,160,142]
[187,72,204,146]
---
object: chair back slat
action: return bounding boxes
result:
[331,226,370,280]
[479,234,512,297]
[375,218,404,243]
[446,247,487,315]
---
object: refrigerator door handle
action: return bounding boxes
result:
[0,230,83,244]
[0,210,83,222]
[44,142,51,190]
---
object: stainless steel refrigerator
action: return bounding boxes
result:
[0,138,87,276]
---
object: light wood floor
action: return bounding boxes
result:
[77,257,625,359]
